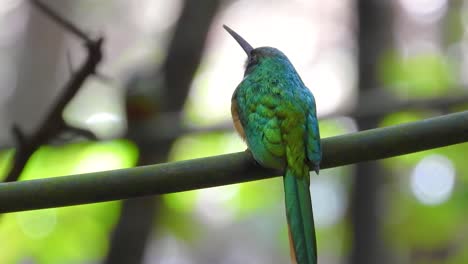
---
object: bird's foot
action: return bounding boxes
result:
[244,148,259,165]
[313,164,320,175]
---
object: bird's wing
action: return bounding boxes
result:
[305,92,321,173]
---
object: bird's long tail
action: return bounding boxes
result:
[284,167,317,264]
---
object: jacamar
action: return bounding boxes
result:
[224,25,321,264]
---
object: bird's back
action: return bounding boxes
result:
[231,55,317,171]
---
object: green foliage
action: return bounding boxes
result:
[386,194,463,248]
[379,51,455,98]
[0,140,138,264]
[0,150,14,176]
[316,220,350,259]
[444,9,465,45]
[380,111,468,262]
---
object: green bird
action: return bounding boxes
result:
[224,25,321,264]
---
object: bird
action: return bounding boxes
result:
[224,25,321,264]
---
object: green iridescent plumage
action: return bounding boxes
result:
[225,25,321,264]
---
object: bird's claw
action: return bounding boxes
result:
[244,148,259,165]
[313,164,320,175]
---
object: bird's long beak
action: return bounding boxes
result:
[223,25,254,56]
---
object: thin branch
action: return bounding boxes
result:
[63,125,97,140]
[350,90,468,120]
[11,124,27,148]
[127,90,468,145]
[65,49,74,75]
[31,0,92,42]
[0,110,468,213]
[4,1,102,182]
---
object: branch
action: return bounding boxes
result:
[4,1,102,182]
[349,90,468,120]
[161,0,221,112]
[127,90,468,145]
[62,125,97,141]
[108,1,223,263]
[1,110,468,213]
[32,0,92,42]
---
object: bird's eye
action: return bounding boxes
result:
[249,54,257,65]
[245,54,258,71]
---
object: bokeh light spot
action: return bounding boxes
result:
[16,209,57,239]
[74,141,138,174]
[76,152,124,173]
[310,175,347,228]
[410,154,455,205]
[145,235,192,264]
[85,112,123,139]
[195,185,240,226]
[399,0,447,22]
[0,0,22,16]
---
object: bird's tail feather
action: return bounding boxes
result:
[284,167,317,264]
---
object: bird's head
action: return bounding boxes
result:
[223,25,290,76]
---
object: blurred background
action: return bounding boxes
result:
[0,0,467,263]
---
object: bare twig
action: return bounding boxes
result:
[65,49,74,75]
[4,1,102,182]
[63,125,98,141]
[11,124,27,148]
[31,0,92,42]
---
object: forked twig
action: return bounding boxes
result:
[4,0,104,182]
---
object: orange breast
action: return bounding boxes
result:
[231,98,246,140]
